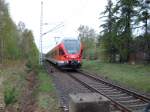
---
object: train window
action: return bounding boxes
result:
[63,40,80,54]
[59,48,65,55]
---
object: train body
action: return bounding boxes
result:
[46,38,83,69]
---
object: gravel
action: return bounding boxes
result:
[50,70,91,108]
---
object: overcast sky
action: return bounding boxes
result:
[6,0,107,53]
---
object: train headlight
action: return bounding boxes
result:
[64,55,69,58]
[77,55,81,58]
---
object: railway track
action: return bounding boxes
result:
[66,70,150,112]
[45,61,150,112]
[44,61,91,112]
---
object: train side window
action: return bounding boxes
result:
[59,48,65,55]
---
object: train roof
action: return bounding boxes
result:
[62,37,79,41]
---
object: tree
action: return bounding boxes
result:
[0,0,20,62]
[18,28,39,66]
[115,0,140,62]
[0,0,6,63]
[99,0,142,63]
[138,0,150,62]
[138,0,150,36]
[100,0,119,62]
[78,25,97,59]
[0,0,39,66]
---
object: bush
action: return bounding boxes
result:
[4,87,18,106]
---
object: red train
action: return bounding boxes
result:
[46,38,83,69]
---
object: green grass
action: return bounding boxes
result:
[4,87,18,106]
[37,70,59,112]
[1,61,59,111]
[38,72,54,92]
[82,60,150,92]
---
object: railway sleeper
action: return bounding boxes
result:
[119,101,147,107]
[101,89,118,92]
[132,110,145,112]
[113,96,133,101]
[127,105,148,111]
[104,91,123,95]
[88,82,107,87]
[118,99,141,104]
[108,93,127,97]
[127,103,148,110]
[97,85,112,89]
[99,87,114,90]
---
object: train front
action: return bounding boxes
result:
[62,39,82,69]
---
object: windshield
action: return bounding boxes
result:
[63,40,80,54]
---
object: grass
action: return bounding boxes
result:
[1,61,59,111]
[82,60,150,93]
[0,60,27,110]
[4,87,18,106]
[38,71,54,92]
[37,70,59,112]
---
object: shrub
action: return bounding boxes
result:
[4,87,18,106]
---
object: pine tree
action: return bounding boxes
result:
[138,0,150,62]
[114,0,140,62]
[100,0,118,62]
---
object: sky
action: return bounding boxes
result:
[6,0,107,53]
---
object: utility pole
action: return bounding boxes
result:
[39,1,43,65]
[39,1,64,65]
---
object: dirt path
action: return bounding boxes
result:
[19,71,38,112]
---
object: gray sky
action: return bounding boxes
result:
[6,0,107,53]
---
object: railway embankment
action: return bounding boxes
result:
[0,61,59,112]
[36,68,59,112]
[82,60,150,96]
[0,61,27,111]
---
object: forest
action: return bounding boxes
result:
[0,0,39,67]
[78,0,150,64]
